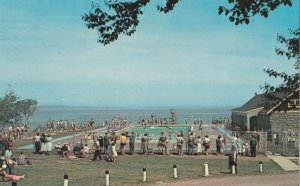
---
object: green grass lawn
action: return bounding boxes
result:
[0,152,283,186]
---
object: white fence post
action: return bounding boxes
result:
[63,174,68,186]
[105,170,110,186]
[259,161,263,173]
[231,165,235,175]
[173,165,178,178]
[203,163,209,177]
[143,168,147,182]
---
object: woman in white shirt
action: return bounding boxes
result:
[45,134,53,154]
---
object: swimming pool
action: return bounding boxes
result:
[123,125,191,141]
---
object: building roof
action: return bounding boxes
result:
[232,91,288,113]
[264,89,299,115]
[232,94,265,112]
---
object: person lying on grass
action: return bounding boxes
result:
[0,164,25,182]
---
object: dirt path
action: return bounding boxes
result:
[151,172,299,186]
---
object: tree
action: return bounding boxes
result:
[0,88,38,127]
[16,99,38,125]
[82,0,293,45]
[261,29,299,103]
[0,90,20,126]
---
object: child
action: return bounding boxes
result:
[245,142,249,156]
[241,143,246,156]
[111,142,117,162]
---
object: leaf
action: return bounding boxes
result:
[245,18,249,25]
[218,7,223,15]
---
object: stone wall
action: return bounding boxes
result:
[270,111,299,132]
[269,111,299,155]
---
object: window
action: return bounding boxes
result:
[288,99,299,109]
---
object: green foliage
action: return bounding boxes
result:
[82,0,151,45]
[82,0,293,45]
[0,87,38,127]
[260,29,299,104]
[0,90,20,125]
[275,29,300,68]
[16,99,38,123]
[219,0,293,25]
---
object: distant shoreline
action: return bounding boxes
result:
[38,105,236,111]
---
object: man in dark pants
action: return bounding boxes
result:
[250,135,257,157]
[98,135,104,150]
[228,146,237,173]
[129,132,135,155]
[34,133,41,154]
[216,135,222,155]
[103,132,109,154]
[187,132,195,155]
[91,139,102,161]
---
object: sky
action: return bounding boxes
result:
[0,0,298,109]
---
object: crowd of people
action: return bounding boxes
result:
[33,133,53,155]
[36,124,257,179]
[0,134,31,183]
[6,124,30,140]
[0,120,261,183]
[46,124,261,163]
[45,119,96,134]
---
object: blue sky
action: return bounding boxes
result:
[0,0,298,108]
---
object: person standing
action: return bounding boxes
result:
[45,134,53,155]
[199,124,203,136]
[129,132,135,155]
[167,128,172,140]
[250,135,257,157]
[33,133,41,154]
[255,130,261,149]
[40,133,47,155]
[216,135,222,155]
[91,138,102,161]
[176,134,184,156]
[103,132,109,154]
[196,136,202,155]
[187,132,195,155]
[98,135,104,154]
[185,117,188,125]
[158,132,167,155]
[203,135,211,156]
[119,133,127,155]
[228,146,238,173]
[141,134,148,155]
[111,142,117,162]
[4,147,12,159]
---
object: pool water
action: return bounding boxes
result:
[124,125,190,141]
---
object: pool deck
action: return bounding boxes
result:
[17,124,299,173]
[17,124,232,152]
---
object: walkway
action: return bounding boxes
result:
[268,155,299,171]
[17,127,109,150]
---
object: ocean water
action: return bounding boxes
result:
[28,106,232,130]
